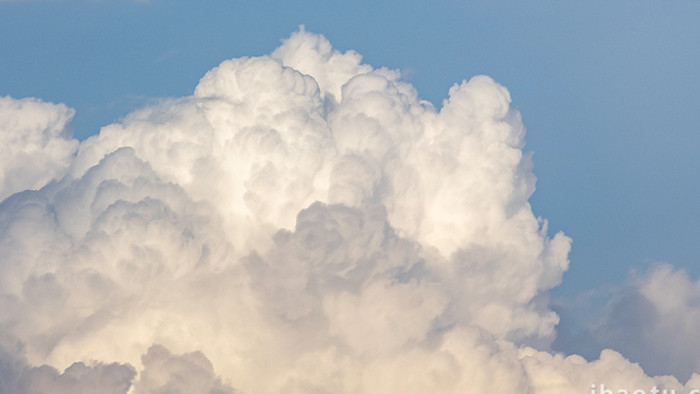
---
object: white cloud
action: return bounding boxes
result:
[0,337,135,394]
[0,28,697,393]
[555,264,700,382]
[132,345,236,394]
[0,96,78,202]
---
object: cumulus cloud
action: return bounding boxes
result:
[0,27,697,393]
[0,96,78,201]
[554,264,700,383]
[0,336,135,394]
[132,345,236,394]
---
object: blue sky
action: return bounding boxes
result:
[2,0,699,299]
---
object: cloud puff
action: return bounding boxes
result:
[0,337,135,394]
[132,345,236,394]
[0,28,697,393]
[0,96,78,201]
[555,264,700,382]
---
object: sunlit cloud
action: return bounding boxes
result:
[1,28,699,393]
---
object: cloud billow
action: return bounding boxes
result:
[0,28,698,393]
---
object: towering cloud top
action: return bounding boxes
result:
[0,29,697,393]
[0,96,78,201]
